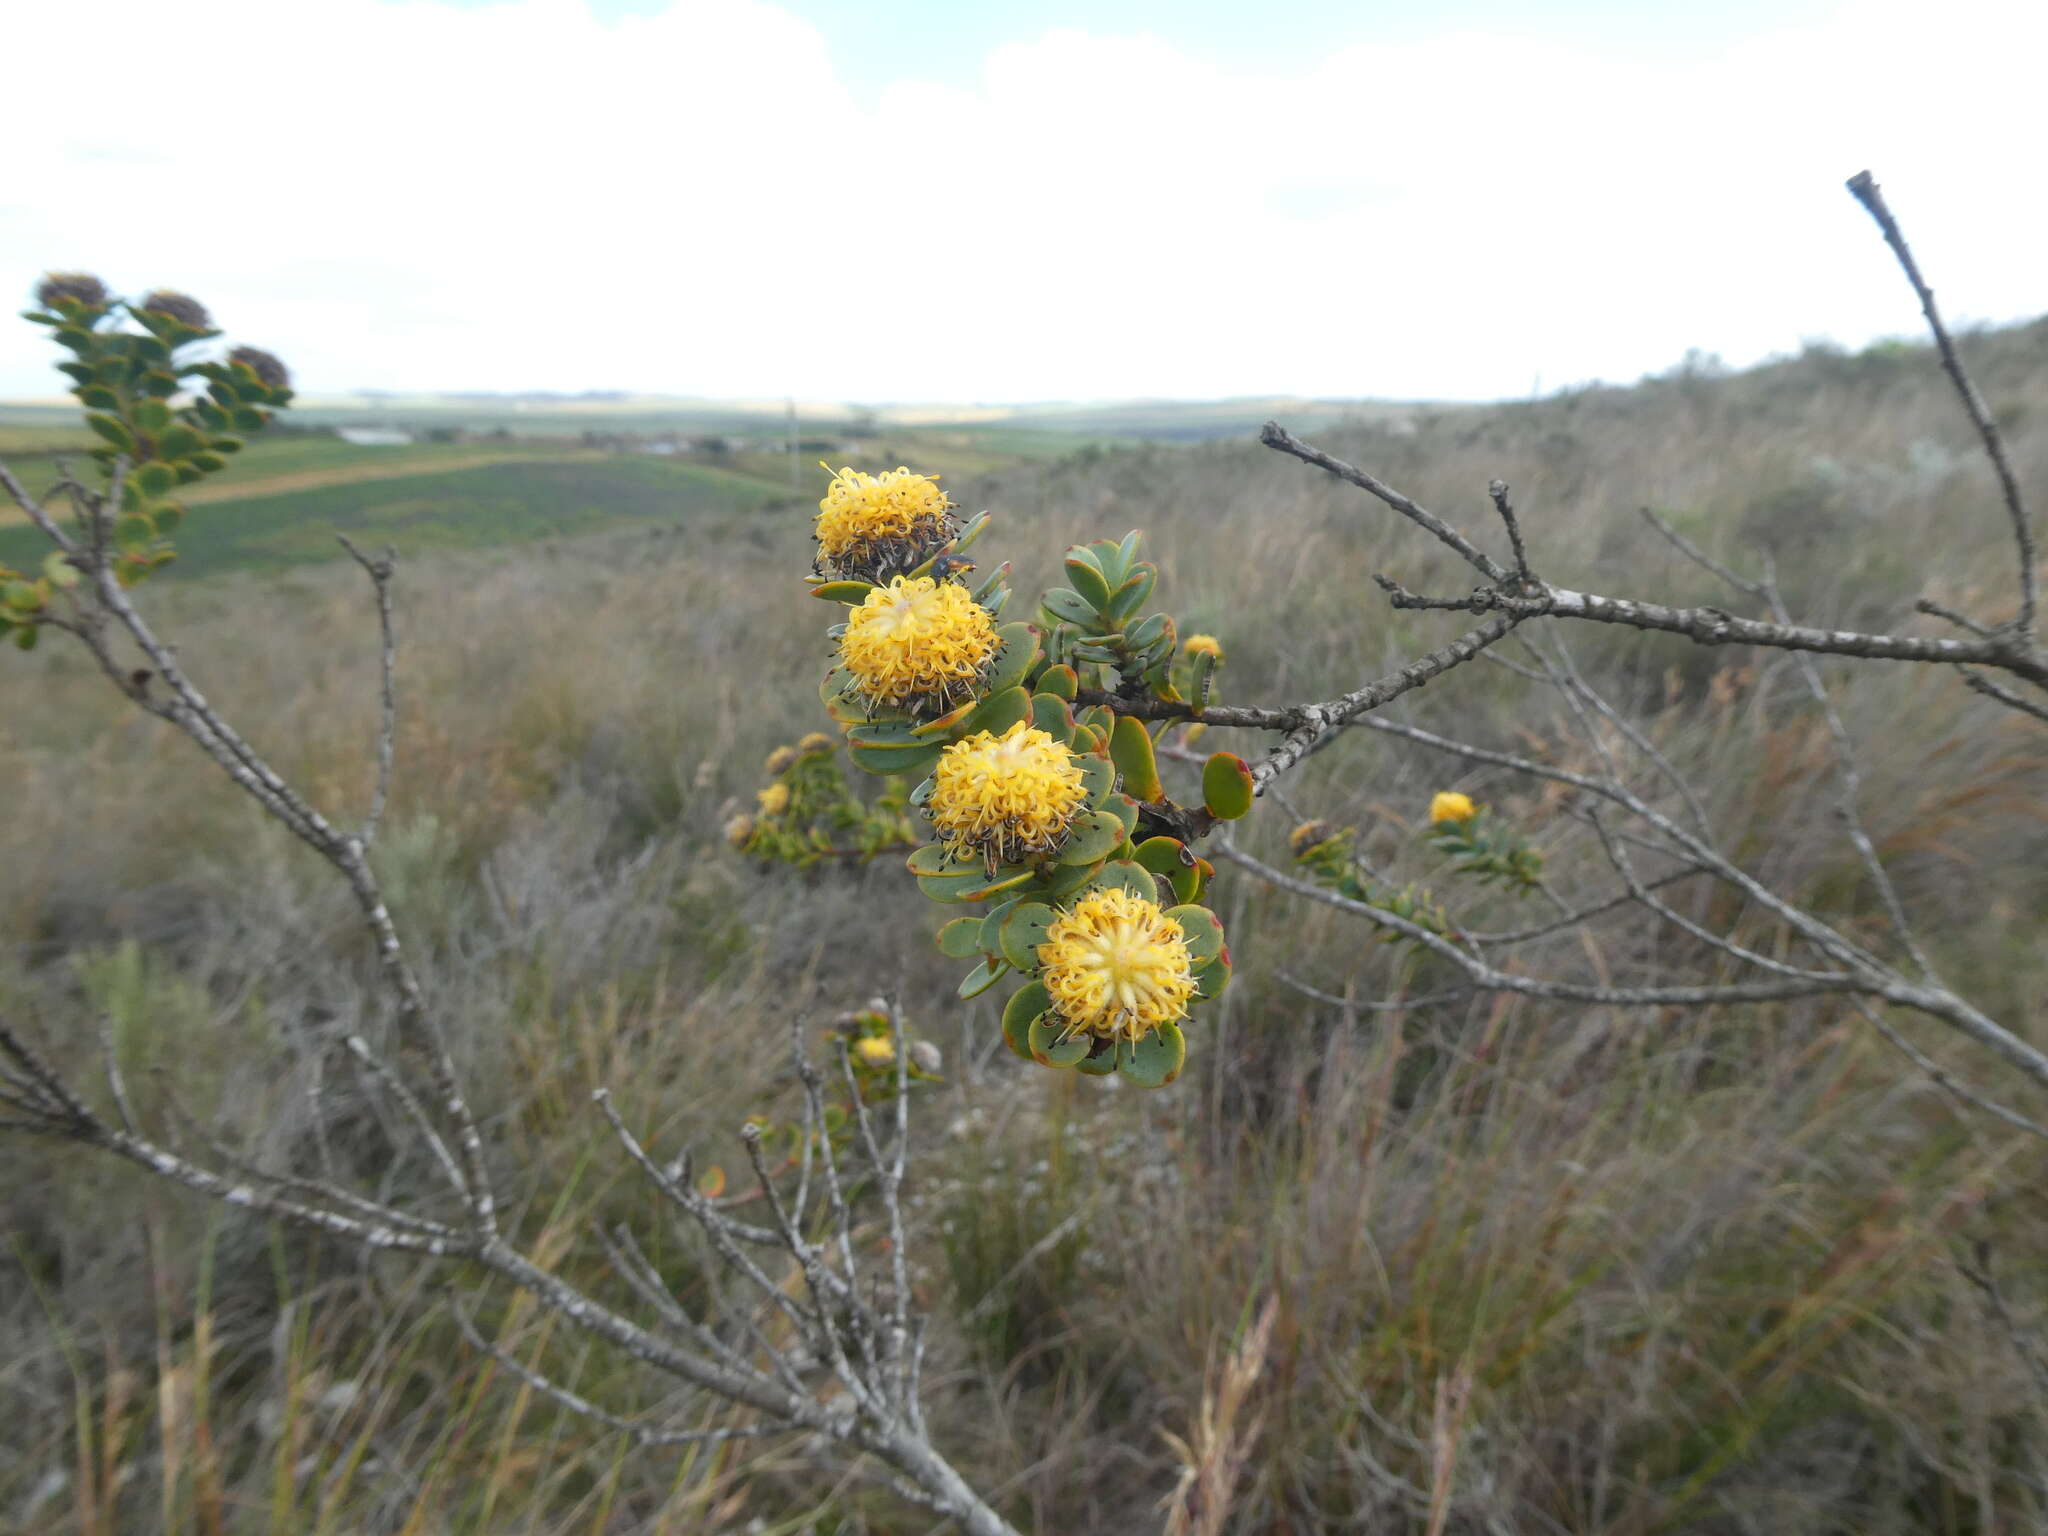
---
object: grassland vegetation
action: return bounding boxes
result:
[3,220,2047,1530]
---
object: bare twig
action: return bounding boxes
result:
[1847,170,2036,639]
[337,534,400,846]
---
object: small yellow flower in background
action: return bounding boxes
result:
[927,720,1089,866]
[1289,820,1338,857]
[764,745,799,776]
[724,813,755,847]
[853,1035,896,1066]
[838,576,999,714]
[1038,888,1196,1043]
[796,731,836,755]
[1183,633,1223,661]
[757,782,791,816]
[814,466,956,580]
[1430,791,1477,825]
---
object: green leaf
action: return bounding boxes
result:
[908,843,972,877]
[40,551,79,590]
[1028,1013,1091,1068]
[960,684,1031,739]
[1202,752,1255,820]
[996,901,1056,971]
[1194,949,1232,999]
[1120,1023,1185,1087]
[1063,549,1113,611]
[1057,809,1127,867]
[1104,794,1141,839]
[13,624,37,651]
[849,739,943,777]
[1073,1038,1121,1076]
[937,915,987,958]
[1088,537,1130,588]
[1077,753,1117,807]
[1110,714,1164,802]
[1037,663,1078,701]
[157,424,203,459]
[957,957,1009,1000]
[85,413,135,452]
[983,622,1041,696]
[953,509,991,553]
[1029,690,1074,740]
[114,513,157,550]
[1164,904,1226,966]
[1093,858,1161,903]
[1040,586,1100,627]
[77,384,120,411]
[132,399,171,433]
[1133,836,1195,899]
[1106,565,1157,623]
[1002,982,1049,1060]
[130,462,176,498]
[910,697,982,738]
[810,579,874,603]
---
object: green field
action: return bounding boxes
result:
[0,456,790,578]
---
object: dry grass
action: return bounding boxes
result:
[3,324,2047,1532]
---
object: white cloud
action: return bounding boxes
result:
[4,0,2043,401]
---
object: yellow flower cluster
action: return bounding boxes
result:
[927,721,1088,866]
[1037,888,1196,1042]
[838,576,999,713]
[1429,791,1476,825]
[814,466,956,580]
[1182,633,1223,660]
[757,782,791,816]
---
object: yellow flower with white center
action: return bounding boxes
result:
[757,782,791,816]
[1037,888,1196,1043]
[838,576,998,715]
[814,465,957,581]
[1182,633,1223,661]
[927,721,1089,867]
[853,1035,896,1066]
[1430,791,1476,825]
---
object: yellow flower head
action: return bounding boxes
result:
[814,465,956,581]
[764,745,800,776]
[724,813,756,847]
[838,576,999,715]
[796,731,836,755]
[853,1035,896,1066]
[1182,633,1223,661]
[1038,888,1196,1043]
[757,782,791,817]
[927,721,1089,866]
[1429,791,1476,825]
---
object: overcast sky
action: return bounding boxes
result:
[6,0,2044,403]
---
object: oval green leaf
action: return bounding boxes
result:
[1202,752,1255,821]
[1120,1023,1185,1088]
[1002,981,1050,1060]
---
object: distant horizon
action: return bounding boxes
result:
[6,309,2036,421]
